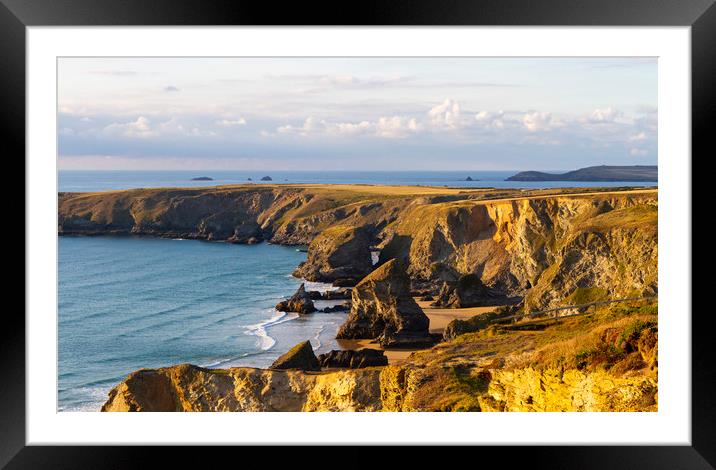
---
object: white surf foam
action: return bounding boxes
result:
[244,310,299,351]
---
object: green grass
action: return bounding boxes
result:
[566,287,609,305]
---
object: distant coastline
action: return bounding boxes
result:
[506,165,657,182]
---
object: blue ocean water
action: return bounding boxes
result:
[58,236,346,412]
[58,170,656,193]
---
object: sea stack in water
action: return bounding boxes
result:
[270,341,320,371]
[336,258,432,348]
[260,176,272,181]
[276,283,316,314]
[191,176,213,181]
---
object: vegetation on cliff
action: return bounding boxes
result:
[102,300,657,412]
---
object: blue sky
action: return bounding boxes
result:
[58,57,657,171]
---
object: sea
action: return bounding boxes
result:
[57,170,657,412]
[58,170,656,193]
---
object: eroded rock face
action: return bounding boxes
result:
[101,363,656,412]
[431,274,493,308]
[379,194,657,310]
[318,349,388,369]
[102,364,384,412]
[336,259,431,348]
[270,341,321,371]
[293,225,374,283]
[276,284,316,314]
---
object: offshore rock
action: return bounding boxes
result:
[275,284,316,314]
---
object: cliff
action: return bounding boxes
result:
[59,185,657,311]
[102,301,658,412]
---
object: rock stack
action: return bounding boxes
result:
[336,258,432,348]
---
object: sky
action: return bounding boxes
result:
[58,57,657,171]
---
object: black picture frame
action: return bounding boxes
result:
[4,0,711,467]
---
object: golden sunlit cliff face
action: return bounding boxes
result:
[102,301,658,412]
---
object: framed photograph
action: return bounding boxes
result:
[7,0,712,466]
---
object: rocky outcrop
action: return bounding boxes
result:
[306,288,351,300]
[293,225,374,283]
[275,284,316,314]
[336,259,432,348]
[317,349,388,369]
[269,341,320,371]
[431,274,494,308]
[321,304,349,313]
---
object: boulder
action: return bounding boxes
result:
[293,225,374,283]
[269,341,320,371]
[431,274,493,308]
[275,284,316,314]
[336,258,432,348]
[321,303,349,313]
[323,288,352,300]
[306,288,352,301]
[318,349,388,369]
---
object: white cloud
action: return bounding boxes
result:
[629,148,648,156]
[428,99,462,129]
[522,111,552,132]
[277,115,419,139]
[331,120,372,136]
[475,110,505,129]
[628,131,647,142]
[277,117,317,136]
[375,116,421,138]
[587,106,622,123]
[103,116,155,138]
[216,118,247,127]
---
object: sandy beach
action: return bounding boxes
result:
[336,300,500,364]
